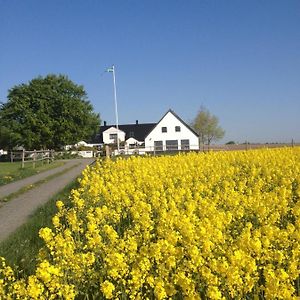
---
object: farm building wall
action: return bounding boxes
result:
[145,111,199,151]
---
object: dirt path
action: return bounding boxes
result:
[0,158,94,242]
[0,159,83,199]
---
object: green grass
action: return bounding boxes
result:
[0,180,78,276]
[0,160,65,186]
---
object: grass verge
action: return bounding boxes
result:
[0,179,79,277]
[0,160,65,186]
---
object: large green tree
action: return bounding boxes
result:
[192,106,225,149]
[0,75,100,149]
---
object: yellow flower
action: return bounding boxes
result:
[101,280,115,299]
[1,148,300,299]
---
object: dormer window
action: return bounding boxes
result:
[175,126,181,132]
[162,127,167,133]
[129,131,135,138]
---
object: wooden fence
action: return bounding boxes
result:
[10,149,55,168]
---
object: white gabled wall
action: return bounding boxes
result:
[145,111,199,151]
[103,127,126,144]
[125,137,143,146]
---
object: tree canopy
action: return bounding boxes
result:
[191,106,225,147]
[0,75,100,150]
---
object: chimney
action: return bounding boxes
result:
[104,121,107,126]
[136,120,138,125]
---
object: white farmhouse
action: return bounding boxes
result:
[94,109,199,153]
[145,110,199,151]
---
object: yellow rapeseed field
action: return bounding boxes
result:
[1,148,300,299]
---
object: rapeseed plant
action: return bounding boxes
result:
[1,148,300,299]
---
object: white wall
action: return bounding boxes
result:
[145,111,199,151]
[78,150,94,158]
[0,149,8,156]
[125,137,143,146]
[103,127,126,144]
[64,141,101,150]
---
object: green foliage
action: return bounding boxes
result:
[77,145,95,151]
[226,140,235,145]
[192,106,225,146]
[0,126,18,150]
[0,75,100,150]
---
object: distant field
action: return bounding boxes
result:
[206,143,299,152]
[0,161,65,186]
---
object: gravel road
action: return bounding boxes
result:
[0,158,95,242]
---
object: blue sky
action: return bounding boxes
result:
[1,0,299,143]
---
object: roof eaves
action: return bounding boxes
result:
[144,109,172,140]
[168,109,199,137]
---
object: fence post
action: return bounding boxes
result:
[105,145,110,158]
[33,149,36,168]
[22,149,25,168]
[46,149,49,164]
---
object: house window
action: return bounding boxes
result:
[154,141,163,151]
[109,133,118,143]
[161,127,167,133]
[166,140,178,151]
[129,131,135,138]
[129,143,137,149]
[181,139,190,150]
[175,126,181,132]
